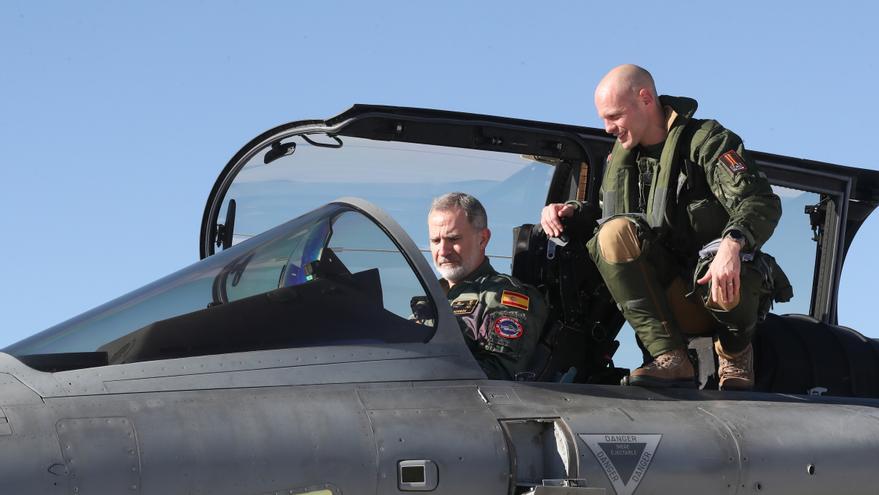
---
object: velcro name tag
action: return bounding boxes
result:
[451,298,478,315]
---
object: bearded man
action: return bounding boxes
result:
[429,192,547,380]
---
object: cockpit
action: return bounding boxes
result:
[5,105,879,398]
[6,201,441,370]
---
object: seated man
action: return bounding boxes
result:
[428,192,547,380]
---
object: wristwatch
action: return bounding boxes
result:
[725,229,746,249]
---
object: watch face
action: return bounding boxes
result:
[726,231,746,248]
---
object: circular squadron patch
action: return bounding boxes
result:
[494,317,524,339]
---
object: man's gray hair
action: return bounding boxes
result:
[430,192,488,230]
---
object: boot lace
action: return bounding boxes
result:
[719,347,752,378]
[644,349,685,370]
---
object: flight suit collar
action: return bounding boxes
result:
[659,95,698,123]
[638,95,698,159]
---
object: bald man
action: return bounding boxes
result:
[542,65,788,390]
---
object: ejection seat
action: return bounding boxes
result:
[752,314,879,397]
[510,219,627,385]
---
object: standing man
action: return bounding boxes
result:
[429,192,547,380]
[541,64,786,390]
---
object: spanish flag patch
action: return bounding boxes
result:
[501,290,530,311]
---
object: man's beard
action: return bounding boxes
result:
[435,249,485,284]
[436,262,470,283]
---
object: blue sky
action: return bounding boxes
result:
[2,1,878,368]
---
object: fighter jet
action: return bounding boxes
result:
[2,105,878,495]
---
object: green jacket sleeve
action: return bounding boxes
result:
[694,124,782,250]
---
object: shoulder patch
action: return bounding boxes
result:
[719,150,748,174]
[451,298,478,315]
[493,316,524,339]
[501,290,530,311]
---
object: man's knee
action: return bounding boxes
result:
[597,217,642,263]
[697,262,767,324]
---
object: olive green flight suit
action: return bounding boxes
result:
[577,95,786,358]
[441,258,547,380]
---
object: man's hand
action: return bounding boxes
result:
[696,237,742,308]
[540,203,575,238]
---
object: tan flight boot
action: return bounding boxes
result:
[715,341,754,391]
[628,348,696,388]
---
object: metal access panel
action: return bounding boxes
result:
[56,417,142,494]
[360,384,511,494]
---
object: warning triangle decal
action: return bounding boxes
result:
[578,434,662,495]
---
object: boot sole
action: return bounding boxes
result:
[627,375,698,389]
[719,382,754,391]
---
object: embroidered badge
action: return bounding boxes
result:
[451,299,478,315]
[494,316,524,339]
[501,290,530,311]
[719,150,748,174]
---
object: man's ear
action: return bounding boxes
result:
[480,228,491,251]
[638,88,655,107]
